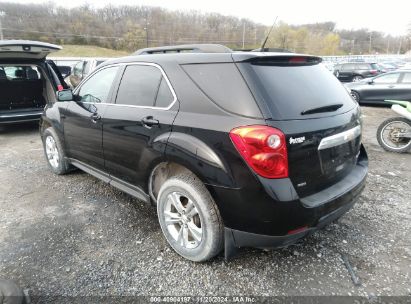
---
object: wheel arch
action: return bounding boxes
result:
[149,131,234,203]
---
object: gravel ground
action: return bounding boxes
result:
[0,106,410,299]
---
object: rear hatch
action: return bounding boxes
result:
[0,40,61,60]
[234,54,362,197]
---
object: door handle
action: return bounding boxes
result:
[91,112,101,123]
[141,116,159,128]
[388,85,395,88]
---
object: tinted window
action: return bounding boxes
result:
[78,66,119,103]
[182,63,261,118]
[342,64,356,70]
[83,61,92,75]
[73,62,83,77]
[116,65,164,107]
[373,73,399,84]
[401,73,411,83]
[1,66,41,80]
[240,63,356,120]
[155,77,174,107]
[356,63,370,70]
[370,63,380,70]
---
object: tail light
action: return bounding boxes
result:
[57,84,64,91]
[370,69,378,75]
[229,125,288,179]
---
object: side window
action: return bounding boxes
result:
[78,66,119,103]
[342,64,355,71]
[116,64,173,107]
[73,62,83,77]
[401,73,411,83]
[373,73,400,84]
[356,64,368,70]
[155,77,174,107]
[83,61,92,76]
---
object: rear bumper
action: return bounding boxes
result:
[225,198,356,250]
[211,145,368,257]
[0,110,42,124]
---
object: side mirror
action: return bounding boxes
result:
[56,89,73,102]
[367,80,374,84]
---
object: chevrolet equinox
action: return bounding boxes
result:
[40,44,368,261]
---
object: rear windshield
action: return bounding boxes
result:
[0,65,42,80]
[238,62,356,120]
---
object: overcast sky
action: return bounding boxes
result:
[4,0,410,36]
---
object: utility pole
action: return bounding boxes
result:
[386,38,390,54]
[0,11,5,40]
[368,32,372,54]
[144,11,149,48]
[242,22,245,49]
[397,36,403,54]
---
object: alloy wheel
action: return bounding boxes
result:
[163,191,203,249]
[45,136,60,168]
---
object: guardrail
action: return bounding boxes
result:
[321,54,409,63]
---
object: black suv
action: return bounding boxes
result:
[334,62,382,82]
[40,44,368,262]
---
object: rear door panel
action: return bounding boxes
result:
[102,63,179,189]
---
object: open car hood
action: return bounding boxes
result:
[0,40,61,60]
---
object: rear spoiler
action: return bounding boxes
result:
[232,53,322,65]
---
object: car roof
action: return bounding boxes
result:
[99,51,322,68]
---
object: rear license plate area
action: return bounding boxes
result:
[319,141,357,175]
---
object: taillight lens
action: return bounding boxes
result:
[289,57,307,63]
[370,69,378,74]
[229,125,288,179]
[57,84,64,91]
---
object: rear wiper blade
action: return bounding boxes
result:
[301,104,343,115]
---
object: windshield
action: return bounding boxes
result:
[239,62,356,120]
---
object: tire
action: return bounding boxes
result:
[157,172,224,262]
[377,117,411,153]
[352,75,364,82]
[351,90,360,103]
[42,127,72,174]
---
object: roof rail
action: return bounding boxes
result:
[133,44,232,55]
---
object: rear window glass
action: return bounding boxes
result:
[0,65,41,80]
[239,63,356,120]
[370,63,379,70]
[182,63,262,118]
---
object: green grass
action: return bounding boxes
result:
[52,45,130,57]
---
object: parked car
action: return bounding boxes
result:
[321,61,335,72]
[65,58,107,88]
[56,65,72,78]
[399,62,411,70]
[0,40,67,124]
[333,62,383,82]
[379,62,397,72]
[40,44,368,262]
[345,70,411,105]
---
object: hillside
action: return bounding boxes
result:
[53,45,130,57]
